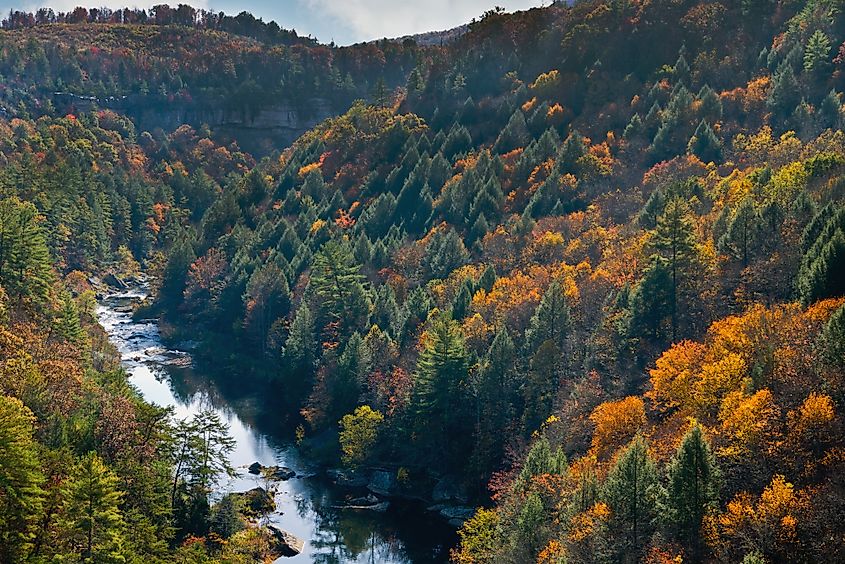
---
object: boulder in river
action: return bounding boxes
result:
[268,466,296,481]
[367,469,395,496]
[428,504,475,527]
[103,273,128,289]
[267,525,304,557]
[432,476,468,503]
[233,487,276,516]
[247,462,296,480]
[327,468,368,488]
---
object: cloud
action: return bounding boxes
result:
[301,0,544,43]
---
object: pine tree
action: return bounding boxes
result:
[283,304,317,391]
[603,435,662,561]
[818,89,842,130]
[0,396,44,563]
[525,278,571,354]
[55,292,85,344]
[310,239,370,332]
[688,120,722,163]
[652,197,700,340]
[0,197,53,307]
[804,30,832,76]
[665,424,720,557]
[767,63,801,117]
[61,452,126,563]
[473,326,517,475]
[412,312,471,472]
[719,196,759,266]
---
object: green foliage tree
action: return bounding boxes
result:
[804,30,832,76]
[339,405,384,467]
[603,435,662,562]
[61,452,127,563]
[0,197,53,307]
[652,197,700,340]
[0,396,44,563]
[688,120,722,163]
[665,424,720,556]
[411,311,471,472]
[525,278,571,354]
[310,239,370,333]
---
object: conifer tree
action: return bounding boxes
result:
[61,452,126,563]
[55,292,85,344]
[652,197,700,340]
[666,424,720,557]
[310,239,370,332]
[411,312,470,472]
[603,435,662,561]
[525,278,571,354]
[0,396,44,563]
[688,120,722,163]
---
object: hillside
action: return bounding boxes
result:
[0,1,843,562]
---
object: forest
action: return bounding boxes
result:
[0,0,844,562]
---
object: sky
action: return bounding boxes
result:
[6,0,547,45]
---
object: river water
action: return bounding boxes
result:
[96,285,455,563]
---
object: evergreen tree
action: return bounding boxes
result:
[688,120,722,163]
[719,196,759,266]
[473,326,518,475]
[282,304,318,397]
[767,63,801,117]
[61,452,127,563]
[424,229,469,279]
[819,89,842,130]
[55,292,85,343]
[804,30,832,76]
[0,396,44,563]
[652,197,700,340]
[604,435,662,562]
[665,424,720,557]
[411,312,471,472]
[0,197,53,307]
[310,239,370,333]
[525,278,571,354]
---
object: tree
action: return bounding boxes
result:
[0,197,53,307]
[338,405,384,467]
[688,120,722,163]
[60,452,127,563]
[55,291,85,344]
[603,435,662,561]
[628,257,673,340]
[453,508,500,563]
[171,411,235,535]
[310,239,370,333]
[589,397,647,459]
[666,424,720,557]
[243,262,289,353]
[411,311,471,472]
[652,197,700,340]
[767,64,800,117]
[473,326,518,475]
[0,396,44,563]
[525,278,571,354]
[719,196,759,267]
[804,30,832,76]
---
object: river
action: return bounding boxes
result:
[96,284,456,563]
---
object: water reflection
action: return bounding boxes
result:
[97,290,455,563]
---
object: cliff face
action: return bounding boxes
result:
[53,92,334,155]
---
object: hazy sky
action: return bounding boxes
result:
[6,0,547,45]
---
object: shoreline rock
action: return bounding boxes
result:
[267,525,304,557]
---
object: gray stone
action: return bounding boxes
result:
[367,470,395,496]
[267,525,304,557]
